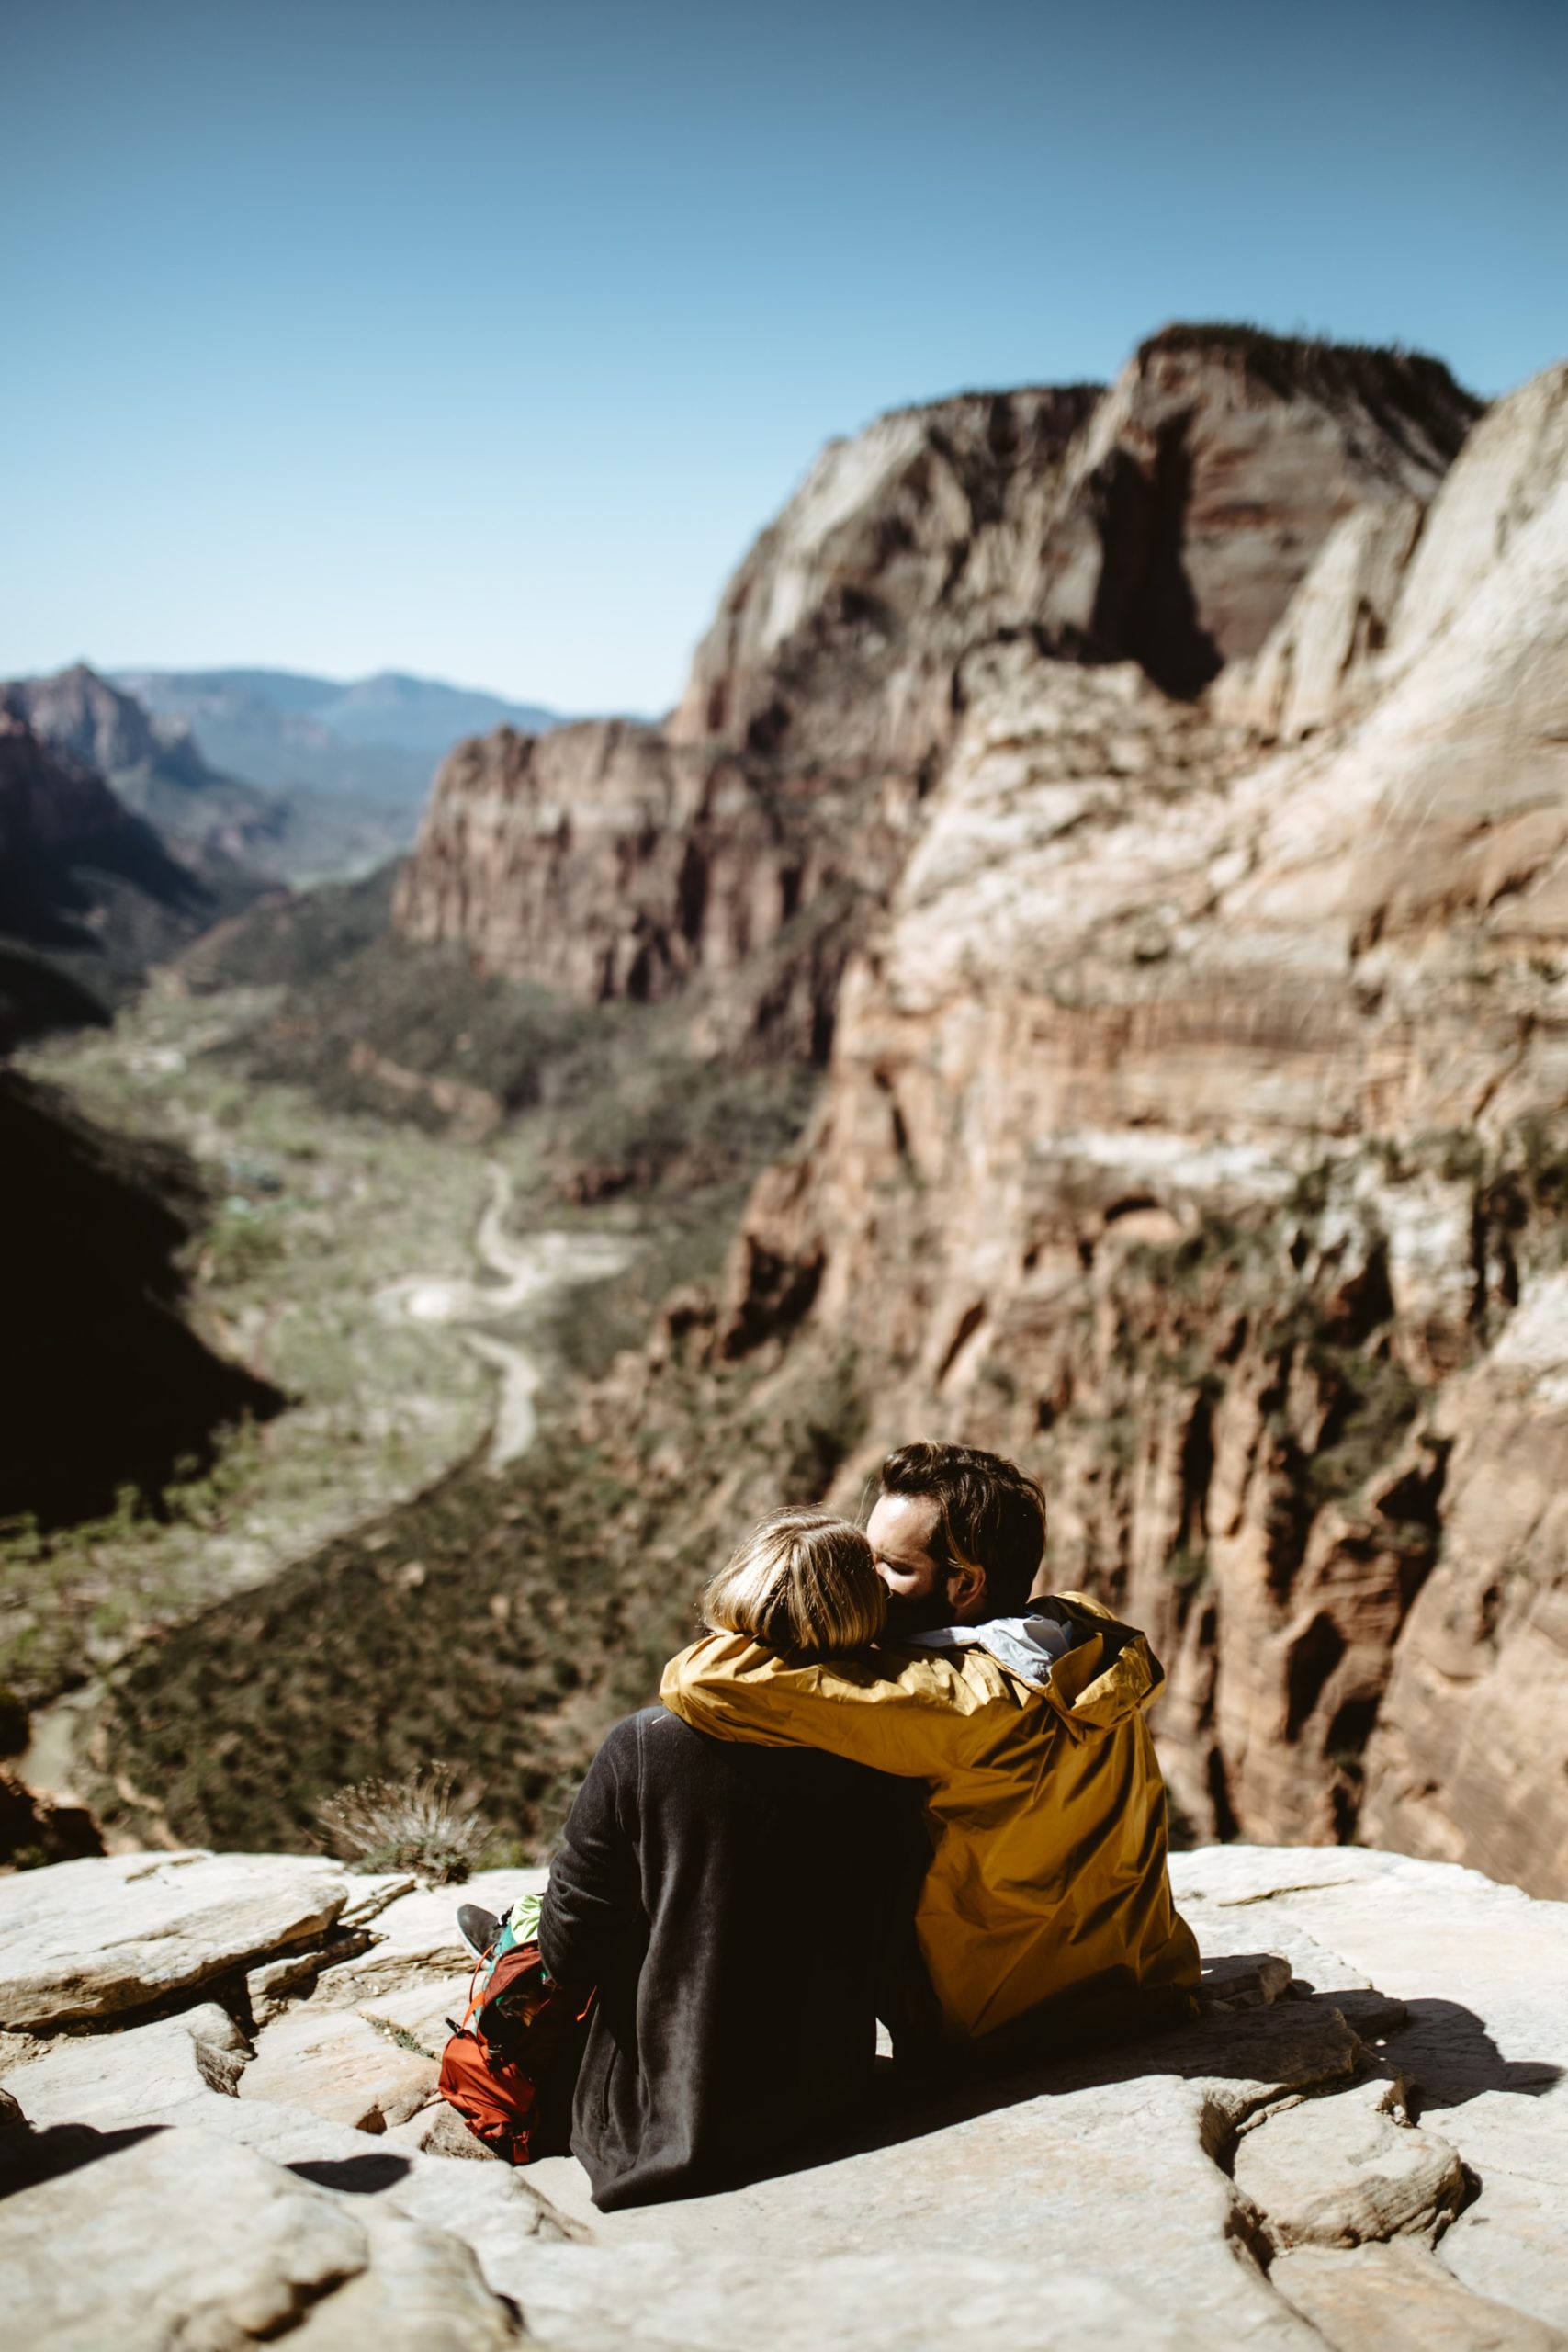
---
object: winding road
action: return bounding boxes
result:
[374,1162,636,1469]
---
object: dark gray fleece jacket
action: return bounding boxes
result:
[538,1705,917,2211]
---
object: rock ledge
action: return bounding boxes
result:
[1,1845,1563,2350]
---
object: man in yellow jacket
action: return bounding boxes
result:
[660,1441,1199,2055]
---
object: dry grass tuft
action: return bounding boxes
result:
[316,1761,491,1882]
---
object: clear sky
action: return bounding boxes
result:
[5,0,1564,715]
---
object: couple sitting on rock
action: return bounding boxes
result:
[459,1441,1199,2211]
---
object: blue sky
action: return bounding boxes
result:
[5,0,1564,715]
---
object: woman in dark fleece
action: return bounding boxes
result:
[537,1510,919,2211]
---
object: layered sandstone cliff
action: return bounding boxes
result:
[712,357,1568,1894]
[394,717,908,1058]
[673,332,1475,752]
[394,332,1478,1057]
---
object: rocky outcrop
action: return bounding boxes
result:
[1,1843,1563,2348]
[0,695,215,1042]
[675,332,1475,754]
[394,330,1478,1056]
[10,664,426,890]
[706,356,1568,1894]
[394,717,906,1057]
[8,664,290,874]
[0,1766,104,1872]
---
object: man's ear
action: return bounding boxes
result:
[945,1558,987,1621]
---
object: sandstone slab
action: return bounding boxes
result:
[239,2000,439,2132]
[1233,2075,1464,2247]
[1172,1848,1568,2333]
[0,2125,521,2350]
[4,1990,581,2284]
[521,2070,1321,2352]
[0,1849,351,2029]
[1,1843,1563,2351]
[0,2000,413,2178]
[245,1930,374,2026]
[1197,1950,1294,2012]
[1270,2241,1568,2352]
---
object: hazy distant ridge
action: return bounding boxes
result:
[118,667,563,805]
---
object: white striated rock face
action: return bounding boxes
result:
[707,352,1568,1887]
[0,1843,1563,2349]
[393,331,1478,1040]
[1214,361,1568,748]
[1210,497,1425,742]
[1385,361,1568,663]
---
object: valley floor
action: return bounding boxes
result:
[4,977,643,1803]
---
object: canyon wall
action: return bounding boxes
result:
[712,357,1568,1895]
[7,664,289,875]
[0,694,220,1042]
[395,332,1477,1057]
[394,718,911,1059]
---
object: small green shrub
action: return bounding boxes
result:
[1163,1546,1210,1591]
[1101,1411,1141,1469]
[1303,1353,1426,1508]
[205,1205,287,1285]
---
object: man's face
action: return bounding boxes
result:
[867,1490,980,1637]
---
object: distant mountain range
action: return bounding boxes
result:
[8,665,293,876]
[0,685,233,1051]
[116,668,563,808]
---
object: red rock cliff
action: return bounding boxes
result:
[394,330,1478,1057]
[713,358,1568,1896]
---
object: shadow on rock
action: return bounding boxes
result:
[713,1978,1563,2200]
[0,2120,164,2201]
[1364,1996,1562,2112]
[288,2152,413,2196]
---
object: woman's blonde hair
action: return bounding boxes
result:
[702,1509,886,1657]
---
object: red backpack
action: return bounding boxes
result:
[438,1925,595,2165]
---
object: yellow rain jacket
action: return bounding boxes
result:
[660,1591,1200,2051]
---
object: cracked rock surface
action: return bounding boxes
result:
[1,1845,1564,2349]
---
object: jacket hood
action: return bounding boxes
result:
[906,1591,1165,1734]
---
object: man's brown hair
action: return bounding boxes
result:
[878,1442,1047,1617]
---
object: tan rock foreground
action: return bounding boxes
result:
[0,1844,1563,2349]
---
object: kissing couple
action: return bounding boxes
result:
[459,1441,1199,2209]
